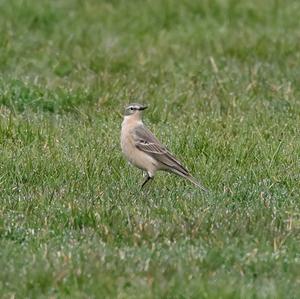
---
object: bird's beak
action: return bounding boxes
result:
[139,105,148,110]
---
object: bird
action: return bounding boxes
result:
[120,103,208,192]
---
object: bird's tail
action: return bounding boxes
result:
[185,175,209,192]
[159,153,208,192]
[171,168,208,192]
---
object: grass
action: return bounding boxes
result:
[0,0,300,298]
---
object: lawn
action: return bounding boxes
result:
[0,0,300,298]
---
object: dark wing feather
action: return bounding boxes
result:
[133,125,190,176]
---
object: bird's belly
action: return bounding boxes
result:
[121,135,157,174]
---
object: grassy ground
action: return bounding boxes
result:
[0,0,300,298]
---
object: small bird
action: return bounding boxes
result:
[120,103,208,192]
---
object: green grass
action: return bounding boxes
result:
[1,0,300,298]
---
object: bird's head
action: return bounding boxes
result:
[124,103,148,117]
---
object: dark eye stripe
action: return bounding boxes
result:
[127,105,143,111]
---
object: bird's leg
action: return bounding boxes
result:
[141,173,152,189]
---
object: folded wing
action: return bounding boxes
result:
[133,124,190,176]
